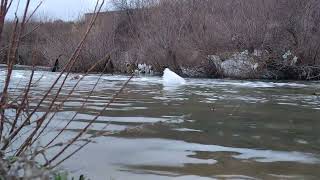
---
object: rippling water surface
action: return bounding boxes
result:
[1,70,320,179]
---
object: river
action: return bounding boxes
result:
[1,70,320,179]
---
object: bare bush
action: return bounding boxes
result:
[2,0,319,79]
[0,0,134,178]
[108,0,320,78]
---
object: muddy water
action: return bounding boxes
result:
[1,70,320,179]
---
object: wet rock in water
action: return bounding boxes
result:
[181,55,222,78]
[207,55,223,76]
[206,51,262,79]
[71,75,83,80]
[163,68,186,86]
[181,67,206,78]
[52,59,59,72]
[220,50,259,78]
[208,55,222,66]
[105,59,114,74]
[126,63,136,74]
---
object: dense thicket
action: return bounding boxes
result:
[1,0,320,79]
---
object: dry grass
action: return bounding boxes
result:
[18,0,318,79]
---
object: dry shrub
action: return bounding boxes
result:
[110,0,320,78]
[1,0,319,78]
[0,1,134,178]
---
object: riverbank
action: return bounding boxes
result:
[107,50,320,81]
[2,0,319,82]
[0,64,52,71]
[2,61,320,82]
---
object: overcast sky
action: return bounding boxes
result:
[7,0,111,21]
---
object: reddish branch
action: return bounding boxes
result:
[14,0,105,156]
[45,74,134,167]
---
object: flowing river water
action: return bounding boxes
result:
[1,70,320,180]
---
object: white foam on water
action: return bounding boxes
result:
[173,128,203,132]
[71,113,173,124]
[192,80,309,88]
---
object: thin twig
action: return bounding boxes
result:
[45,74,134,167]
[33,55,111,146]
[13,0,105,156]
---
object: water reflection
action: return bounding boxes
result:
[2,70,320,179]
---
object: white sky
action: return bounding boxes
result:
[7,0,112,21]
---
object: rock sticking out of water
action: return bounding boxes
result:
[163,68,186,86]
[71,75,83,80]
